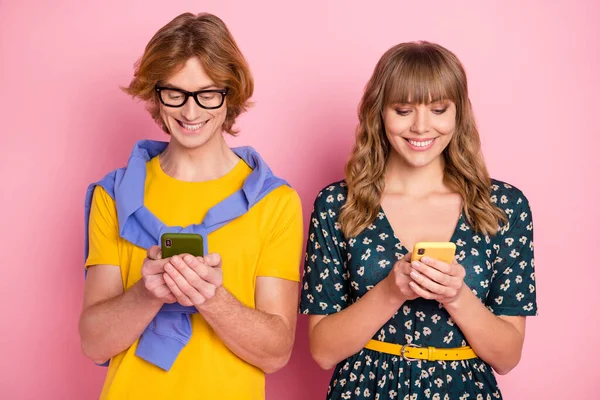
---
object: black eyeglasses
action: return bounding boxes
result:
[155,86,228,109]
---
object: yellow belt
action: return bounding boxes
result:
[365,339,477,361]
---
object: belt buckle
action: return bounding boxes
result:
[401,343,422,362]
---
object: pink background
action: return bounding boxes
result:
[1,0,599,398]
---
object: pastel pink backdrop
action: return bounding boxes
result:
[1,0,598,399]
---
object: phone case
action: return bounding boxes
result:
[160,233,204,258]
[411,242,456,264]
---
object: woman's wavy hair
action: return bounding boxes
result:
[123,12,253,135]
[339,41,506,238]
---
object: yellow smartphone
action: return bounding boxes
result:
[411,242,456,264]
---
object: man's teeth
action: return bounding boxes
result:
[408,139,434,147]
[181,121,207,131]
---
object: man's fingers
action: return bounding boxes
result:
[147,245,162,260]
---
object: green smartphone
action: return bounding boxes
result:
[160,233,204,258]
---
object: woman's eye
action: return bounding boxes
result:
[395,109,411,116]
[433,108,448,115]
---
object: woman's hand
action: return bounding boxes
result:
[408,256,467,306]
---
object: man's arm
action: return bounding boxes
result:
[163,254,298,374]
[79,247,175,363]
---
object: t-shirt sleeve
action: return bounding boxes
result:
[485,188,537,316]
[85,186,120,268]
[299,185,350,315]
[255,187,304,281]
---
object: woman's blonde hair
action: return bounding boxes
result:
[339,41,506,238]
[123,12,253,135]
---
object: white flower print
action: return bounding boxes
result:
[515,275,523,283]
[499,279,510,291]
[364,388,371,397]
[326,194,334,203]
[319,302,328,310]
[472,235,481,243]
[320,269,330,280]
[480,280,489,288]
[443,331,454,344]
[315,284,323,293]
[505,237,514,246]
[341,391,351,399]
[416,311,426,321]
[376,245,385,252]
[474,265,483,274]
[350,373,357,382]
[519,260,528,269]
[520,211,528,221]
[403,305,411,315]
[434,378,444,388]
[494,296,503,305]
[378,259,391,268]
[379,233,389,240]
[357,266,365,276]
[423,327,432,336]
[348,238,356,247]
[431,314,441,323]
[457,239,466,246]
[516,293,524,301]
[362,248,372,260]
[388,389,397,399]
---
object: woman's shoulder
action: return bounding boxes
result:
[490,178,531,212]
[312,180,349,210]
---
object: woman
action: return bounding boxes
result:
[79,13,303,400]
[300,41,537,399]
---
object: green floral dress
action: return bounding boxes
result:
[300,180,537,400]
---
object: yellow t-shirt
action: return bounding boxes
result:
[86,155,303,400]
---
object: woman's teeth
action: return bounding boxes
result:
[408,139,434,147]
